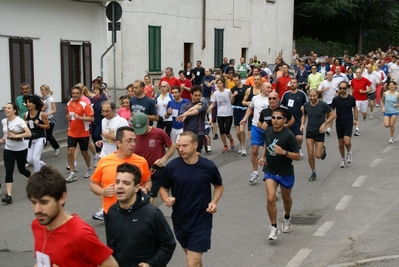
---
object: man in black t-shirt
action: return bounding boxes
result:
[231,73,249,155]
[259,108,300,241]
[330,81,358,168]
[193,60,205,85]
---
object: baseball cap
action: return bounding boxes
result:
[131,112,148,135]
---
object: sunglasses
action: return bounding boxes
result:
[269,97,278,100]
[271,115,284,120]
[339,87,347,90]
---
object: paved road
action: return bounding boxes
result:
[0,108,398,267]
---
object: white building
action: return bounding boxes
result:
[0,0,110,128]
[108,0,294,88]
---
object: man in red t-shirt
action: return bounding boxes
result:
[65,86,94,183]
[159,67,180,91]
[178,70,193,100]
[275,64,292,99]
[350,68,372,136]
[27,166,117,267]
[132,113,176,205]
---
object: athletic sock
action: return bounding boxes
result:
[284,214,291,220]
[272,223,277,228]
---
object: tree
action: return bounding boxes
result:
[294,0,399,54]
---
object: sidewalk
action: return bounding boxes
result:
[0,128,69,162]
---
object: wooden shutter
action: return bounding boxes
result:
[60,41,72,103]
[83,42,92,89]
[9,38,34,101]
[149,26,161,72]
[214,29,224,68]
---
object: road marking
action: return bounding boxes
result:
[382,146,393,153]
[326,254,399,267]
[285,248,313,267]
[369,158,382,167]
[314,221,334,237]
[335,195,352,211]
[351,175,368,187]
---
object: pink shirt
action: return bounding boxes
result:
[118,107,132,126]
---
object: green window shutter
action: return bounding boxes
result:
[149,26,161,72]
[214,29,224,68]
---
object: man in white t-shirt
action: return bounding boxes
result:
[388,56,399,87]
[92,100,128,221]
[240,80,271,183]
[318,71,337,135]
[363,64,380,119]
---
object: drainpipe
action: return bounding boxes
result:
[202,0,206,49]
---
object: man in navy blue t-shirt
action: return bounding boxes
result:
[159,131,223,267]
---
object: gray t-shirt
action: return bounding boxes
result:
[303,100,332,133]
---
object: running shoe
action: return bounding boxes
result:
[309,172,317,182]
[340,159,346,168]
[66,166,78,172]
[222,146,228,153]
[241,148,247,156]
[93,154,100,168]
[276,186,281,200]
[213,133,219,140]
[363,116,366,121]
[84,168,93,178]
[1,194,12,204]
[238,148,242,154]
[369,114,373,119]
[346,152,352,164]
[207,145,212,152]
[66,173,77,183]
[326,128,331,136]
[281,214,292,233]
[249,172,259,183]
[25,163,32,168]
[268,225,280,240]
[299,148,304,158]
[354,129,360,136]
[389,138,394,144]
[321,145,327,160]
[92,209,104,221]
[54,148,60,157]
[230,139,235,150]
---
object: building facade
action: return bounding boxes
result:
[108,0,294,88]
[0,0,109,131]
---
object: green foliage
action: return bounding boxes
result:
[294,0,399,53]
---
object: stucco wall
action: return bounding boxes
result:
[0,0,108,132]
[108,0,294,89]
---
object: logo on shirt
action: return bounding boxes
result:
[149,139,155,147]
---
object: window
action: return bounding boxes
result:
[214,29,224,68]
[60,41,92,102]
[148,25,161,72]
[9,38,34,101]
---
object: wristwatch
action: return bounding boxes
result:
[285,150,288,156]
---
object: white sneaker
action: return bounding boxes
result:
[389,137,394,144]
[25,163,32,168]
[84,168,93,178]
[268,225,280,240]
[66,172,77,183]
[346,152,352,164]
[207,145,212,152]
[354,129,360,136]
[54,148,60,157]
[93,154,99,168]
[281,214,291,233]
[370,114,373,119]
[299,148,304,158]
[326,128,331,136]
[241,148,247,156]
[340,159,346,168]
[238,148,242,154]
[92,209,104,221]
[249,172,259,183]
[40,161,46,167]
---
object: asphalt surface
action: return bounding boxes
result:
[0,108,398,267]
